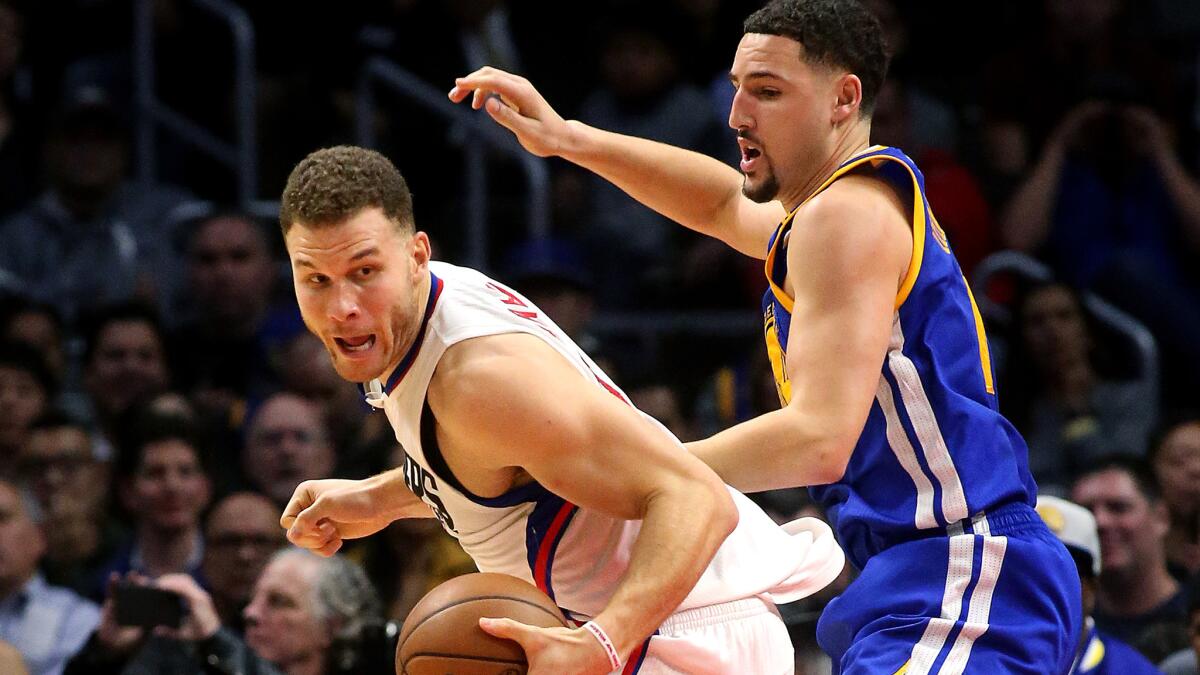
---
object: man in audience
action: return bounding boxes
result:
[202,492,285,633]
[1072,456,1190,660]
[0,478,99,675]
[242,393,334,508]
[1037,494,1163,673]
[18,412,121,595]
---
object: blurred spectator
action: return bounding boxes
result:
[242,393,335,508]
[97,412,211,592]
[1150,417,1200,580]
[239,550,387,674]
[980,0,1179,199]
[998,95,1200,409]
[1,299,66,387]
[1072,457,1190,661]
[68,548,387,675]
[80,303,171,458]
[0,86,189,323]
[1036,494,1163,674]
[19,412,121,596]
[1001,282,1156,493]
[0,341,53,478]
[276,333,395,482]
[693,346,779,438]
[0,0,37,220]
[201,492,285,634]
[502,237,599,353]
[577,14,736,307]
[871,77,995,276]
[1159,588,1200,675]
[0,478,100,675]
[627,382,692,442]
[168,212,302,431]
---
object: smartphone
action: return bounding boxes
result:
[112,583,186,629]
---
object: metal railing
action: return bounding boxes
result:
[134,0,258,207]
[355,57,550,270]
[972,250,1159,391]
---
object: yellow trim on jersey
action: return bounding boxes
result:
[1081,633,1105,671]
[892,661,909,675]
[761,147,926,314]
[962,275,996,395]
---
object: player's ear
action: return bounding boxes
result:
[832,73,862,125]
[411,231,432,271]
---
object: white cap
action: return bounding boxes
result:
[1036,495,1101,577]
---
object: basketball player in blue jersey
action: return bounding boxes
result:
[451,0,1083,671]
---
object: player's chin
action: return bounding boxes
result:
[329,356,382,384]
[741,175,778,204]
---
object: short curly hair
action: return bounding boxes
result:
[280,146,414,234]
[744,0,889,115]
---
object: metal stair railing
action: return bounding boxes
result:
[355,56,550,270]
[134,0,258,207]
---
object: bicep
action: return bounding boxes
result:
[782,190,911,440]
[438,337,714,521]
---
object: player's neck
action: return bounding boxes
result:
[782,125,871,212]
[378,270,433,387]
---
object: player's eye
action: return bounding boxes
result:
[307,274,328,286]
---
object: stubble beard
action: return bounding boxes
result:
[742,170,780,204]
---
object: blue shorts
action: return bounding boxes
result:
[817,503,1083,674]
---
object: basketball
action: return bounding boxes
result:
[396,572,570,675]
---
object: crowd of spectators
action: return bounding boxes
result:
[0,0,1198,673]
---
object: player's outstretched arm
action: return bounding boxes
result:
[450,66,784,258]
[429,333,738,674]
[280,474,436,556]
[688,175,913,491]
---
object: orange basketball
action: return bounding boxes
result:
[396,572,570,675]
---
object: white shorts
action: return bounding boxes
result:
[615,596,794,675]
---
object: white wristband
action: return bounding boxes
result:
[582,620,622,671]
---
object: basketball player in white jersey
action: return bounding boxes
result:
[277,146,844,675]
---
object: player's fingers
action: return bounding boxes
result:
[484,97,532,136]
[280,480,325,530]
[313,536,342,557]
[479,617,542,649]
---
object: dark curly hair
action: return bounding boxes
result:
[744,0,889,115]
[280,146,414,234]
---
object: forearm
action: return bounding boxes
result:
[560,121,765,255]
[1154,153,1200,251]
[591,481,737,659]
[999,143,1066,252]
[688,408,852,492]
[363,468,436,519]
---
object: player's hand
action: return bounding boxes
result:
[279,478,397,556]
[479,618,615,675]
[449,67,571,158]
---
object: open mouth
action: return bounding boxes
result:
[739,141,762,172]
[334,335,376,355]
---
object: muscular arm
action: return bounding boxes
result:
[451,67,785,258]
[688,176,912,491]
[429,333,739,659]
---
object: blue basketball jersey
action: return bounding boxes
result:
[762,146,1039,570]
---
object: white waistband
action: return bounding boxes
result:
[659,596,779,634]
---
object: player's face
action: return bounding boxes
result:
[286,207,430,384]
[729,33,839,208]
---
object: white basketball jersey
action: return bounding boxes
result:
[369,261,844,621]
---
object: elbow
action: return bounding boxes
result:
[811,435,855,485]
[711,483,739,539]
